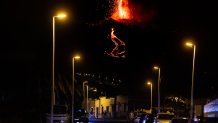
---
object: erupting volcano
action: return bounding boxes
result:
[110,0,156,25]
[111,0,132,21]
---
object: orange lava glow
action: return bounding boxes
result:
[105,27,126,58]
[111,0,132,21]
[110,0,156,25]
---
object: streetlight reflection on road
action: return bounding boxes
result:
[72,55,80,123]
[51,13,66,123]
[185,41,196,121]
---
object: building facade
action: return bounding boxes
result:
[88,95,128,119]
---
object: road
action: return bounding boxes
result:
[88,118,130,123]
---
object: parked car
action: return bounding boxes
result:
[46,105,70,123]
[155,112,174,123]
[146,113,155,123]
[139,112,147,123]
[74,108,89,123]
[133,112,154,123]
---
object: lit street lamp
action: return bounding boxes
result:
[93,88,97,92]
[72,56,80,123]
[147,82,152,112]
[153,66,161,113]
[51,13,66,123]
[185,42,196,120]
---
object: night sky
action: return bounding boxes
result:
[1,0,218,106]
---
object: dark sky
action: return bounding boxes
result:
[1,0,218,103]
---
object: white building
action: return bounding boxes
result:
[88,95,128,119]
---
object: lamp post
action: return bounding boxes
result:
[147,82,152,113]
[185,42,196,120]
[83,81,88,110]
[86,85,88,112]
[72,56,80,123]
[51,13,66,123]
[153,66,160,113]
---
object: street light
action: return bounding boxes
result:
[93,88,97,92]
[83,81,88,111]
[72,56,80,123]
[86,85,88,112]
[147,82,152,113]
[153,66,161,113]
[51,13,66,123]
[185,42,196,120]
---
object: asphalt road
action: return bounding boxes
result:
[89,118,129,123]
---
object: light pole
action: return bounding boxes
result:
[185,42,196,120]
[72,56,80,123]
[51,13,66,123]
[147,82,152,113]
[86,85,89,112]
[153,66,161,113]
[83,81,88,110]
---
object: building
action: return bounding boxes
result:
[88,95,128,119]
